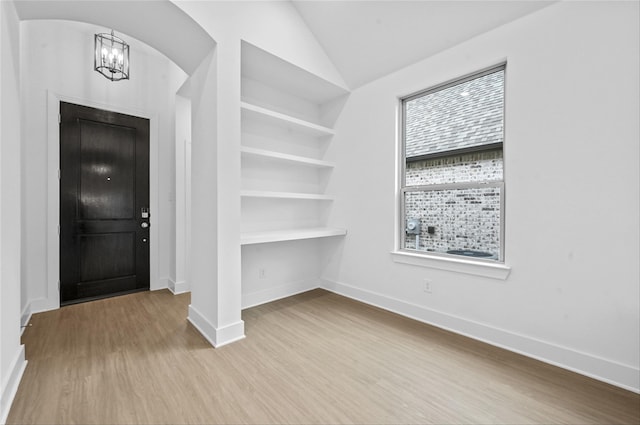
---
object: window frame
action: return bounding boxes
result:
[398,63,507,264]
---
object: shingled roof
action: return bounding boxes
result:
[405,70,504,158]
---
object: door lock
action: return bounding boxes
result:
[141,222,149,229]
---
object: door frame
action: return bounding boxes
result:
[36,90,160,312]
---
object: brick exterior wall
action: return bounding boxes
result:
[404,187,501,256]
[404,151,502,257]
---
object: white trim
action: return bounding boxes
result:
[187,305,246,348]
[242,279,319,310]
[391,250,511,280]
[0,346,27,425]
[167,278,190,295]
[46,91,161,309]
[320,278,640,394]
[240,190,334,201]
[240,227,346,245]
[211,321,246,348]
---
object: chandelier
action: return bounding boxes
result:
[94,30,130,81]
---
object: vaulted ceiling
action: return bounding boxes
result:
[292,1,555,89]
[14,0,556,88]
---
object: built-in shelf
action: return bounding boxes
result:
[240,41,348,252]
[241,227,347,245]
[240,146,335,168]
[241,41,349,105]
[241,101,334,137]
[241,190,333,201]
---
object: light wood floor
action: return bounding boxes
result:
[7,289,640,424]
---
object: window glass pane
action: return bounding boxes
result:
[404,70,504,160]
[401,66,505,262]
[406,149,503,187]
[404,186,501,260]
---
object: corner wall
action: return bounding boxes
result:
[322,1,640,392]
[0,1,27,422]
[170,93,191,295]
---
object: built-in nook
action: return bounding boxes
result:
[240,41,349,242]
[239,41,349,307]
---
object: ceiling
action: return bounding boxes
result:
[13,0,215,75]
[13,0,554,86]
[292,1,555,89]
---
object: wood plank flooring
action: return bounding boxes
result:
[7,289,640,424]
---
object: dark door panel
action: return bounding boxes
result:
[79,233,136,281]
[76,276,139,300]
[60,102,150,305]
[79,119,136,220]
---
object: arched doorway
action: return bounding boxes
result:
[14,1,214,310]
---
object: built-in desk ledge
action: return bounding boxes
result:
[241,227,347,245]
[390,250,511,280]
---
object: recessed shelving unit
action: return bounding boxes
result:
[240,41,349,245]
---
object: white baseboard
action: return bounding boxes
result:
[187,304,245,348]
[0,346,27,425]
[242,279,319,310]
[167,278,190,295]
[320,278,640,394]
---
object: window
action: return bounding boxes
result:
[400,65,505,262]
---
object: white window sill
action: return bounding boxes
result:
[390,250,511,280]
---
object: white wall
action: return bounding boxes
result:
[20,20,187,314]
[0,1,27,422]
[241,240,323,309]
[322,1,639,392]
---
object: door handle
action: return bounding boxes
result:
[141,222,149,229]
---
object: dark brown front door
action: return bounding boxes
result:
[60,102,150,305]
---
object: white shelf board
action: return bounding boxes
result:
[240,146,335,168]
[241,190,334,201]
[241,102,334,137]
[241,227,347,245]
[241,41,349,104]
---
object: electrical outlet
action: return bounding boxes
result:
[423,279,433,293]
[259,268,266,279]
